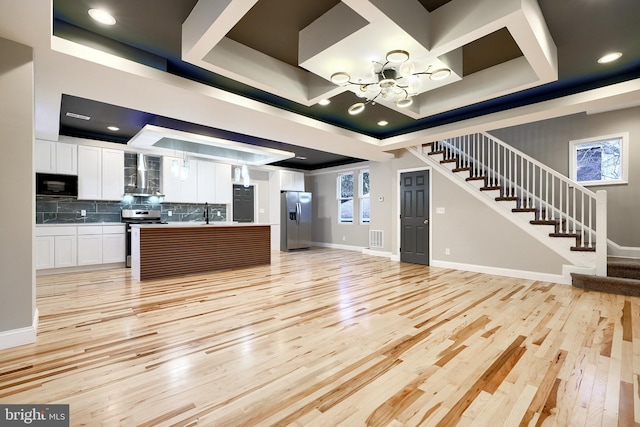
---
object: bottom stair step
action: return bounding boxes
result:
[608,256,640,280]
[571,273,640,297]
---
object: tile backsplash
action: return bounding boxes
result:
[36,196,227,224]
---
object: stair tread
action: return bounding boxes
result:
[452,167,471,173]
[512,208,537,212]
[607,256,640,280]
[466,176,485,181]
[428,150,445,155]
[570,246,596,252]
[572,273,640,296]
[530,220,559,225]
[496,197,518,201]
[480,186,502,191]
[549,233,581,238]
[440,158,458,164]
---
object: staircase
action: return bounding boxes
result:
[408,132,608,282]
[572,257,640,296]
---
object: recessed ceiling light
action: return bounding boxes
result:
[377,120,389,126]
[318,99,331,106]
[107,126,120,131]
[597,52,622,64]
[88,9,116,25]
[65,112,90,120]
[295,156,307,160]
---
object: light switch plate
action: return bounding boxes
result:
[436,207,446,214]
[80,209,86,217]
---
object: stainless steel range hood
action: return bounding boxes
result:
[124,153,164,197]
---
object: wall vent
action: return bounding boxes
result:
[369,230,384,248]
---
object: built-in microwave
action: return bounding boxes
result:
[36,173,78,197]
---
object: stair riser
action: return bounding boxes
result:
[497,200,518,210]
[467,180,485,190]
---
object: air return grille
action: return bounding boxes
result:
[369,230,383,248]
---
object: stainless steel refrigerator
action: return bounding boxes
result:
[280,191,312,251]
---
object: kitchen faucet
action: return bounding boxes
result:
[204,202,209,224]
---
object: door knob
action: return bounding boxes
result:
[424,219,429,224]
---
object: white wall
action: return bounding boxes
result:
[0,37,36,348]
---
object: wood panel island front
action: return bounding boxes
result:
[130,223,271,280]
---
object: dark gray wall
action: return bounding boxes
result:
[489,107,640,247]
[0,37,35,336]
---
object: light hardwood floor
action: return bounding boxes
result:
[1,248,638,426]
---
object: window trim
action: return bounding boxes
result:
[337,172,354,224]
[358,169,370,224]
[569,132,628,186]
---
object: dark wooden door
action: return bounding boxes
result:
[400,170,430,265]
[233,185,254,223]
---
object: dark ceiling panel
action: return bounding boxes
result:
[463,28,523,76]
[59,94,363,170]
[227,0,341,67]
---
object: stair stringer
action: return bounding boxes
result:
[407,146,596,274]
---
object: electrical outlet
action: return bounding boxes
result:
[216,211,221,216]
[167,210,172,217]
[80,209,86,217]
[445,248,450,255]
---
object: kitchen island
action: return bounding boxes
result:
[130,223,271,281]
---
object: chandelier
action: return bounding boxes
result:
[330,50,451,115]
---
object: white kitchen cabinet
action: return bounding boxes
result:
[77,226,103,266]
[180,159,198,203]
[102,225,126,263]
[54,235,78,268]
[35,140,56,173]
[55,142,78,175]
[198,161,231,204]
[78,145,102,199]
[35,141,78,175]
[162,156,181,203]
[35,226,77,270]
[78,146,124,200]
[214,163,232,203]
[101,148,124,200]
[272,170,304,192]
[162,156,198,203]
[35,236,55,269]
[197,160,215,203]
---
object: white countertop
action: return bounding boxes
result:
[37,222,124,227]
[131,222,272,228]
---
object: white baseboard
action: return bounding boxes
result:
[36,262,126,276]
[0,308,38,350]
[430,259,571,285]
[312,242,367,252]
[362,249,394,258]
[607,240,640,258]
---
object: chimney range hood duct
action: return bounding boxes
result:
[125,153,164,197]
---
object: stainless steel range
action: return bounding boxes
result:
[121,209,165,267]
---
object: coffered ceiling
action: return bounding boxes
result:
[2,0,639,169]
